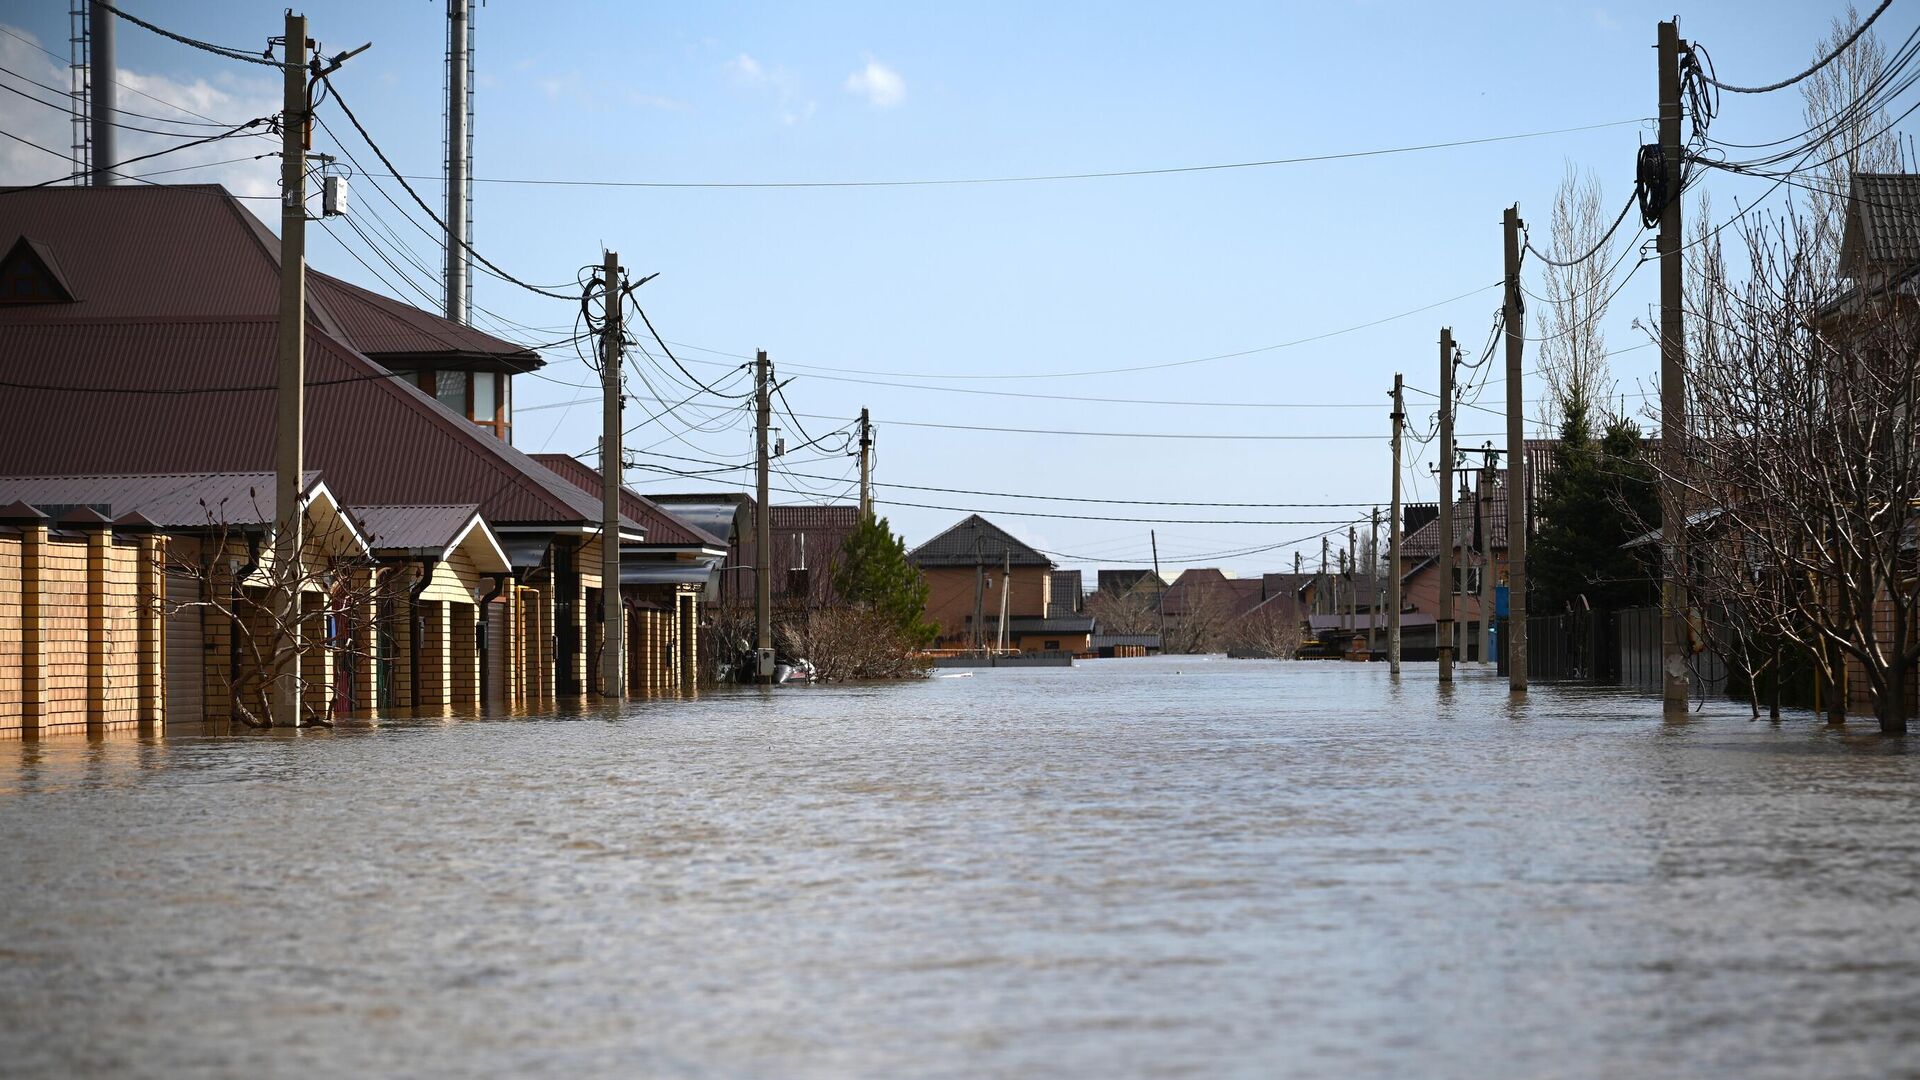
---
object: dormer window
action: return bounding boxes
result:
[392,368,511,442]
[0,236,78,305]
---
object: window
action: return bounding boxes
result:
[435,370,468,414]
[1044,640,1061,651]
[473,371,498,422]
[1452,566,1482,595]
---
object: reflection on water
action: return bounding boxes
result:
[2,658,1916,1078]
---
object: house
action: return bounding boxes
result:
[0,183,692,722]
[643,495,860,610]
[1048,569,1084,617]
[0,472,376,731]
[908,514,1094,653]
[1397,471,1512,661]
[1097,568,1166,597]
[532,455,729,688]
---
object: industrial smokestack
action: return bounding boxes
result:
[445,0,469,324]
[88,0,115,185]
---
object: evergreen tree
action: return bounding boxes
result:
[835,512,937,646]
[1531,388,1659,614]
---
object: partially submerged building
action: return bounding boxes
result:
[908,514,1095,654]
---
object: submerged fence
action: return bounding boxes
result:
[1518,606,1726,694]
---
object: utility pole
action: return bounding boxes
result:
[1347,525,1358,636]
[754,349,773,683]
[271,13,310,726]
[87,0,114,185]
[1504,204,1529,691]
[972,557,985,653]
[1437,327,1455,683]
[445,0,469,324]
[1477,453,1495,664]
[598,251,624,700]
[1657,21,1690,715]
[1151,529,1165,647]
[1320,536,1330,617]
[858,407,873,518]
[1369,507,1381,656]
[1389,374,1404,674]
[998,550,1011,652]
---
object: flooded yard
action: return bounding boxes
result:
[2,657,1917,1078]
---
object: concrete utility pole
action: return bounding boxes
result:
[598,251,624,700]
[1657,21,1690,715]
[1369,507,1381,656]
[858,407,873,518]
[1347,525,1358,636]
[1478,454,1495,664]
[87,0,114,185]
[1437,327,1455,683]
[754,349,773,682]
[1503,204,1529,691]
[271,13,310,726]
[972,557,986,652]
[998,550,1011,652]
[1389,373,1404,674]
[445,0,469,324]
[1320,536,1330,617]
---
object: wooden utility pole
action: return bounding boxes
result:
[1437,327,1455,682]
[857,407,873,519]
[1503,204,1529,691]
[598,252,625,700]
[1389,374,1404,674]
[754,349,773,682]
[271,13,310,726]
[1657,21,1690,715]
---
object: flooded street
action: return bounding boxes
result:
[3,658,1918,1078]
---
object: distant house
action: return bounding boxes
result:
[908,514,1094,653]
[644,496,861,610]
[1097,568,1166,596]
[1397,471,1511,661]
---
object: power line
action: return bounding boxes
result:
[100,2,284,69]
[1700,0,1896,94]
[388,118,1649,190]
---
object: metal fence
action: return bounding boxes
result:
[1520,606,1725,694]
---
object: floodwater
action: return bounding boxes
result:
[2,659,1917,1079]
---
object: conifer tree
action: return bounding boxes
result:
[835,512,937,646]
[1531,388,1658,614]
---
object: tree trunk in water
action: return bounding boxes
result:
[1878,662,1909,735]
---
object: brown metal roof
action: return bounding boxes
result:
[0,471,322,528]
[309,271,540,371]
[908,514,1051,568]
[1400,472,1511,558]
[351,504,484,553]
[0,316,615,528]
[530,455,725,549]
[0,185,632,532]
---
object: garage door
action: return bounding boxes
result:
[164,574,204,725]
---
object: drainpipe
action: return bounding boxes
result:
[230,533,263,707]
[476,571,508,704]
[408,556,435,710]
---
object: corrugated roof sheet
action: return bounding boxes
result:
[351,504,482,552]
[1841,173,1920,274]
[309,271,540,370]
[1400,473,1510,558]
[0,185,625,531]
[908,514,1052,568]
[0,471,322,528]
[530,454,723,549]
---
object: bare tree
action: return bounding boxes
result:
[1535,165,1621,428]
[1800,3,1899,276]
[1084,585,1160,636]
[1229,602,1303,659]
[158,501,382,728]
[1680,208,1920,735]
[1163,582,1236,654]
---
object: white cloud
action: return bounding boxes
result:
[725,53,815,125]
[843,57,905,108]
[0,25,280,199]
[725,53,765,85]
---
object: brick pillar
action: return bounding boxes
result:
[84,519,112,728]
[19,518,49,733]
[679,591,697,692]
[136,534,163,725]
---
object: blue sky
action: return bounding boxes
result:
[0,1,1890,577]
